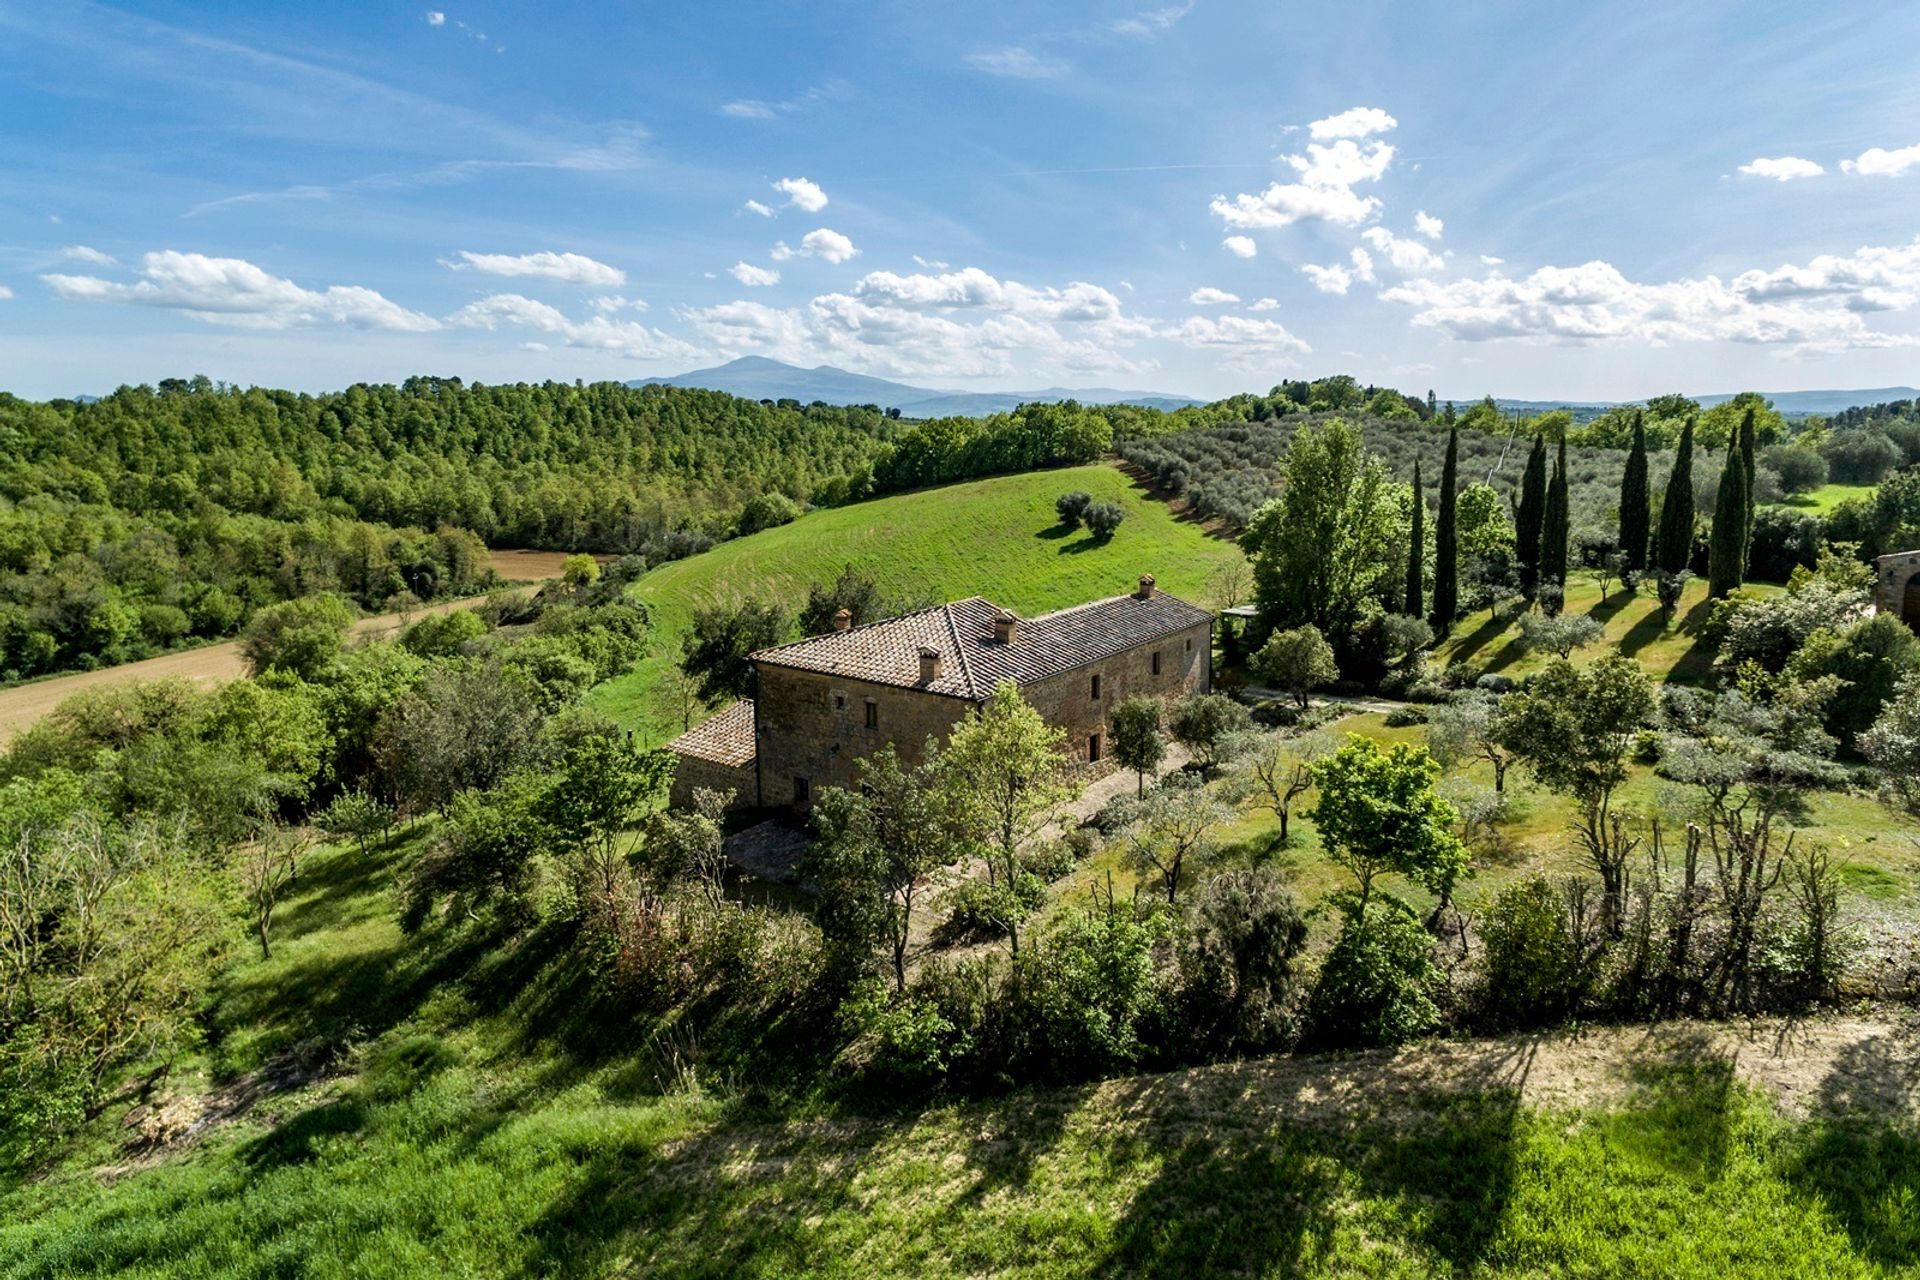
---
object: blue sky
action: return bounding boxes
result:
[4,0,1920,402]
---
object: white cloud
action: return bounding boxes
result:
[964,47,1068,78]
[1413,211,1444,239]
[1379,240,1920,351]
[730,261,781,286]
[1188,286,1240,305]
[589,295,648,313]
[425,10,445,25]
[1112,1,1194,38]
[1480,255,1505,267]
[851,266,1138,329]
[1211,133,1395,230]
[43,250,438,332]
[722,101,777,119]
[1250,297,1279,311]
[1842,144,1920,177]
[449,292,703,361]
[60,245,117,266]
[1164,314,1311,365]
[1308,106,1397,141]
[1301,263,1355,294]
[518,341,549,352]
[912,254,950,270]
[1738,156,1824,182]
[719,81,851,122]
[0,286,12,300]
[1222,235,1257,259]
[447,250,625,287]
[772,228,859,264]
[744,199,775,217]
[1362,226,1446,274]
[773,176,828,212]
[1351,247,1376,283]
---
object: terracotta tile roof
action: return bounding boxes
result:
[665,698,757,767]
[751,588,1212,698]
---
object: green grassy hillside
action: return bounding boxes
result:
[587,465,1242,742]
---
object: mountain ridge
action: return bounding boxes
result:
[631,356,1203,415]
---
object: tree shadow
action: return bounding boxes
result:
[1035,523,1074,542]
[1445,611,1510,668]
[1617,605,1674,660]
[1585,591,1634,625]
[1789,1020,1920,1268]
[1058,534,1113,556]
[1606,1029,1741,1184]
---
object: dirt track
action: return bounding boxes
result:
[0,549,568,745]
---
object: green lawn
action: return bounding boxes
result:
[1771,482,1877,516]
[5,830,1918,1280]
[587,464,1242,743]
[1431,571,1775,686]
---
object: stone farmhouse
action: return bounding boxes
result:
[667,575,1213,811]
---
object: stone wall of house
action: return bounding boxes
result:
[1018,617,1214,778]
[752,665,973,810]
[1877,550,1920,629]
[668,753,757,812]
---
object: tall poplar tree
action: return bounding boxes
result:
[1708,435,1749,598]
[1515,434,1547,598]
[1405,458,1424,619]
[1654,416,1697,575]
[1432,429,1458,633]
[1737,406,1758,569]
[1541,434,1570,593]
[1619,410,1650,572]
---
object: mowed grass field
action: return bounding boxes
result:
[586,465,1243,743]
[1772,482,1878,516]
[5,826,1917,1280]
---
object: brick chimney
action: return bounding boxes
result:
[1136,573,1157,600]
[992,609,1018,645]
[918,646,942,683]
[833,607,853,632]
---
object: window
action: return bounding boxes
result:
[864,700,879,729]
[793,776,810,807]
[1151,650,1162,676]
[1088,733,1102,763]
[1186,637,1193,652]
[1090,673,1102,701]
[834,693,846,710]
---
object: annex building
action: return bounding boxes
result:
[666,575,1213,811]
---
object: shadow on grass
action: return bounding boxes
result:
[1058,533,1114,556]
[1585,591,1635,625]
[1792,1021,1920,1268]
[1443,611,1510,669]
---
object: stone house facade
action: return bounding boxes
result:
[666,575,1213,811]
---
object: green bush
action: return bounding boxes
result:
[1477,877,1585,1029]
[1173,868,1308,1054]
[1308,901,1440,1048]
[936,874,1046,944]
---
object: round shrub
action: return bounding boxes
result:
[1308,903,1440,1048]
[1476,877,1584,1029]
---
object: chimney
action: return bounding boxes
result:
[918,646,942,683]
[992,609,1018,645]
[1137,573,1157,600]
[833,607,853,633]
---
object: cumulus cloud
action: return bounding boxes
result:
[425,10,445,24]
[773,176,828,212]
[1379,239,1920,351]
[1480,255,1505,267]
[744,199,774,217]
[1413,211,1444,239]
[1249,297,1279,311]
[1308,106,1397,141]
[589,295,648,313]
[43,250,438,332]
[1188,286,1240,305]
[964,47,1068,78]
[449,292,703,361]
[1112,1,1194,38]
[912,254,950,270]
[771,228,859,264]
[1211,113,1396,231]
[447,250,625,287]
[60,245,117,266]
[730,261,781,286]
[851,266,1137,328]
[1738,156,1824,182]
[1842,144,1920,177]
[1361,226,1446,274]
[1222,235,1257,259]
[1300,246,1377,295]
[1164,314,1311,367]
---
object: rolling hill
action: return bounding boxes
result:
[634,356,1203,416]
[584,463,1241,741]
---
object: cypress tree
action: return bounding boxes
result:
[1654,416,1697,574]
[1708,435,1749,598]
[1737,406,1757,571]
[1541,434,1570,591]
[1515,434,1547,597]
[1619,410,1650,572]
[1406,458,1424,618]
[1432,428,1458,633]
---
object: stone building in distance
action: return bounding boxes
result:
[666,575,1213,811]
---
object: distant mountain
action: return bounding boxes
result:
[634,356,1201,416]
[1484,387,1920,422]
